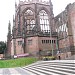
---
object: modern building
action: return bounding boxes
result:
[7,0,75,59]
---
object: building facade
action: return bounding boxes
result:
[7,0,75,59]
[7,0,57,58]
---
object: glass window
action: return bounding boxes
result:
[28,39,32,45]
[18,41,22,45]
[46,40,47,43]
[42,40,44,44]
[54,40,56,43]
[24,9,35,34]
[47,40,49,43]
[50,40,51,43]
[39,10,50,33]
[25,9,33,15]
[43,40,45,43]
[52,40,53,43]
[42,40,50,44]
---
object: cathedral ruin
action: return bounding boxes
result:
[7,0,75,59]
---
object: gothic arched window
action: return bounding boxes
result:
[25,9,33,15]
[39,10,50,33]
[24,9,35,34]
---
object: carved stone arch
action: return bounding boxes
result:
[22,7,35,14]
[37,7,50,17]
[37,7,51,34]
[22,7,36,35]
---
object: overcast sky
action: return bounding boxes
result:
[0,0,75,41]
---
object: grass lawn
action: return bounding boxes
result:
[0,57,37,68]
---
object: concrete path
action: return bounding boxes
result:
[0,60,75,75]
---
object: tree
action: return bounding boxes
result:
[0,41,7,54]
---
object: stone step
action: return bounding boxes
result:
[23,67,59,75]
[0,60,75,75]
[23,60,75,75]
[23,65,74,75]
[25,62,75,69]
[26,60,75,67]
[27,64,75,70]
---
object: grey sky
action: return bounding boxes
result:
[0,0,75,41]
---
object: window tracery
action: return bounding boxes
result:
[24,9,35,34]
[39,10,50,33]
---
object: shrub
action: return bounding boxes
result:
[43,56,56,61]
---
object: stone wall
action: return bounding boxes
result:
[25,36,57,55]
[55,3,75,55]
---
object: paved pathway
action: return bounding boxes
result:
[0,60,75,75]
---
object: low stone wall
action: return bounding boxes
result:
[56,52,71,60]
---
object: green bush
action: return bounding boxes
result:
[43,56,56,61]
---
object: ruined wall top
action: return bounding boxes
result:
[18,0,50,5]
[66,2,75,11]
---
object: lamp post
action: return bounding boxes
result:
[49,0,54,56]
